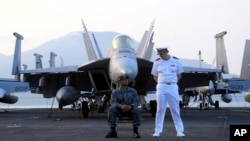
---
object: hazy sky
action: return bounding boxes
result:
[1,0,250,75]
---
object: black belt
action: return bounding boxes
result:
[160,82,176,85]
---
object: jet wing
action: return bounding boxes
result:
[0,80,29,94]
[134,60,222,95]
[179,66,222,94]
[228,80,250,92]
[135,58,156,95]
[78,58,110,71]
[20,65,102,98]
[19,65,80,98]
[23,58,220,97]
[19,65,79,74]
[77,58,156,96]
[78,58,112,95]
[22,70,97,98]
[183,66,221,73]
[78,58,156,96]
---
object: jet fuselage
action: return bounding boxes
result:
[109,34,138,84]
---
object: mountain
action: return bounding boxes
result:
[1,31,216,78]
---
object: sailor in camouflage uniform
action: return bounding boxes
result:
[105,75,141,138]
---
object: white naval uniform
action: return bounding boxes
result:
[151,55,184,134]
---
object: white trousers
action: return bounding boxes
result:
[154,83,184,133]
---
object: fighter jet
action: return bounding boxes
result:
[213,32,250,103]
[0,78,29,104]
[182,31,232,110]
[11,20,155,117]
[0,33,29,105]
[180,31,244,110]
[227,40,250,102]
[13,21,233,116]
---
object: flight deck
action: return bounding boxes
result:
[0,107,249,141]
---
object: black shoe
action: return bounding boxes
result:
[105,130,117,138]
[133,132,141,138]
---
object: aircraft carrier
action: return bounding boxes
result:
[0,107,249,141]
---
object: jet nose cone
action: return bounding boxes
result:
[119,61,138,82]
[120,68,133,77]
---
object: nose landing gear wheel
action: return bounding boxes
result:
[214,100,219,110]
[81,101,89,118]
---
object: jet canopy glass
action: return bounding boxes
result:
[112,34,135,49]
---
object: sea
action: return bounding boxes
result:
[1,91,250,109]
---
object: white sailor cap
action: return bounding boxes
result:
[156,46,169,54]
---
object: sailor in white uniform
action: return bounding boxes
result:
[151,46,185,137]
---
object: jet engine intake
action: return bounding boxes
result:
[56,86,80,106]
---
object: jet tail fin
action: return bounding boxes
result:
[240,40,250,80]
[214,31,229,73]
[81,19,102,61]
[91,33,103,59]
[136,20,155,60]
[12,32,23,80]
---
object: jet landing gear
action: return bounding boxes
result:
[199,102,209,111]
[149,100,157,117]
[71,97,90,118]
[81,101,89,118]
[71,99,90,118]
[70,101,89,118]
[198,93,211,111]
[199,100,219,110]
[214,100,219,110]
[198,94,220,110]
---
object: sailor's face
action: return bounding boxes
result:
[159,50,168,59]
[158,50,166,55]
[119,79,129,86]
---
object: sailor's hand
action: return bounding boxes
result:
[121,104,131,112]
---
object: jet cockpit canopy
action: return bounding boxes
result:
[112,34,135,49]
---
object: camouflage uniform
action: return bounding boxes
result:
[107,87,141,128]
